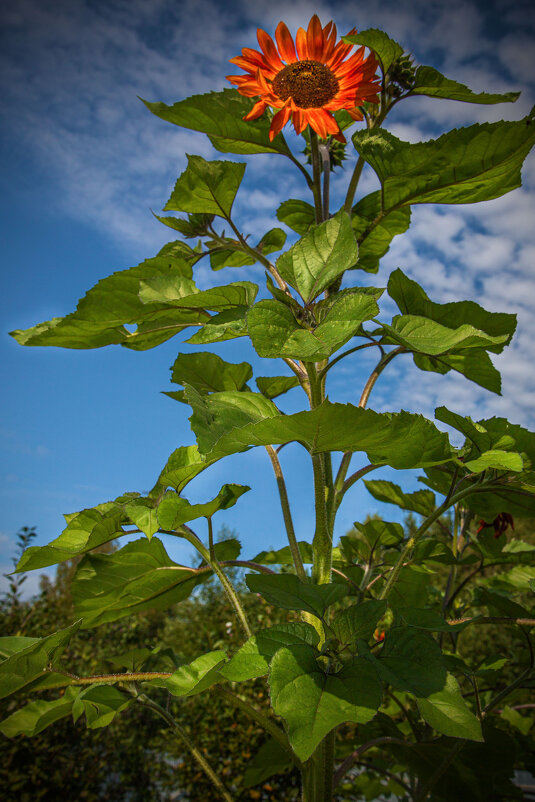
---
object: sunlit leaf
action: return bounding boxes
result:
[417,673,483,741]
[343,30,403,74]
[221,622,319,681]
[157,484,250,530]
[276,199,315,235]
[164,155,245,218]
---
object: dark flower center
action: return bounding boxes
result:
[272,60,339,108]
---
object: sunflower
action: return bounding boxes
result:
[227,15,381,143]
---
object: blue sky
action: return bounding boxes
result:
[1,0,534,595]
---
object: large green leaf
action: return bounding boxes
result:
[157,484,250,530]
[0,686,80,737]
[163,651,227,697]
[11,244,204,350]
[15,503,128,572]
[373,627,446,697]
[189,395,453,469]
[246,290,380,360]
[245,574,347,617]
[364,479,436,516]
[353,110,535,209]
[411,66,520,104]
[351,191,411,273]
[72,685,132,729]
[156,444,218,493]
[221,622,319,682]
[255,375,300,399]
[417,673,483,740]
[169,351,252,394]
[388,270,517,344]
[186,307,249,344]
[186,385,280,455]
[251,542,314,565]
[434,407,494,453]
[276,199,315,235]
[383,315,509,355]
[139,278,258,310]
[276,213,359,302]
[330,600,387,647]
[414,350,502,394]
[0,622,81,700]
[72,538,205,627]
[142,89,293,156]
[270,644,382,761]
[343,30,403,74]
[163,155,245,218]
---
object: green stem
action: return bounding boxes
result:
[309,129,323,223]
[265,444,307,582]
[343,154,366,214]
[137,694,234,802]
[319,142,331,220]
[359,346,405,408]
[178,525,252,638]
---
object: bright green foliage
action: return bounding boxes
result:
[157,484,250,529]
[0,622,80,699]
[276,199,315,234]
[416,674,484,740]
[351,191,411,272]
[221,623,319,681]
[276,212,359,301]
[343,30,403,74]
[156,444,218,493]
[164,155,245,218]
[269,644,382,761]
[353,111,535,209]
[72,685,132,729]
[162,651,228,697]
[0,686,79,737]
[255,375,300,399]
[170,351,252,394]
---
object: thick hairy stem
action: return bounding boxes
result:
[265,444,307,582]
[312,452,331,585]
[309,129,324,223]
[137,695,234,802]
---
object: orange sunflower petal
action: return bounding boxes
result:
[275,21,297,63]
[306,14,324,61]
[295,26,308,60]
[257,28,284,71]
[269,103,291,140]
[244,100,268,120]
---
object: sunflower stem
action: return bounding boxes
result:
[309,129,324,223]
[319,142,331,219]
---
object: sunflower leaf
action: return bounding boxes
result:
[411,66,520,105]
[343,30,403,74]
[164,155,245,218]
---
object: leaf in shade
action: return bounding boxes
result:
[157,484,250,530]
[258,227,287,255]
[343,29,403,74]
[251,542,314,565]
[221,622,319,682]
[242,738,294,788]
[411,66,520,104]
[374,627,446,697]
[461,450,524,473]
[72,538,206,628]
[276,199,316,235]
[276,212,359,302]
[414,350,502,394]
[142,89,293,156]
[245,573,347,617]
[269,644,382,761]
[163,155,245,218]
[255,375,300,399]
[186,307,249,344]
[72,685,132,729]
[124,498,159,539]
[353,111,535,209]
[170,352,252,394]
[0,622,81,700]
[156,444,218,493]
[383,316,509,355]
[417,673,483,741]
[364,479,436,516]
[139,278,258,310]
[331,600,388,647]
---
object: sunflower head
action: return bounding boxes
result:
[227,15,381,142]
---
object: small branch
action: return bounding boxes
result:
[331,567,361,591]
[359,347,405,409]
[317,341,380,381]
[137,694,234,802]
[341,464,379,498]
[264,445,307,582]
[222,560,275,575]
[343,154,366,214]
[333,737,411,788]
